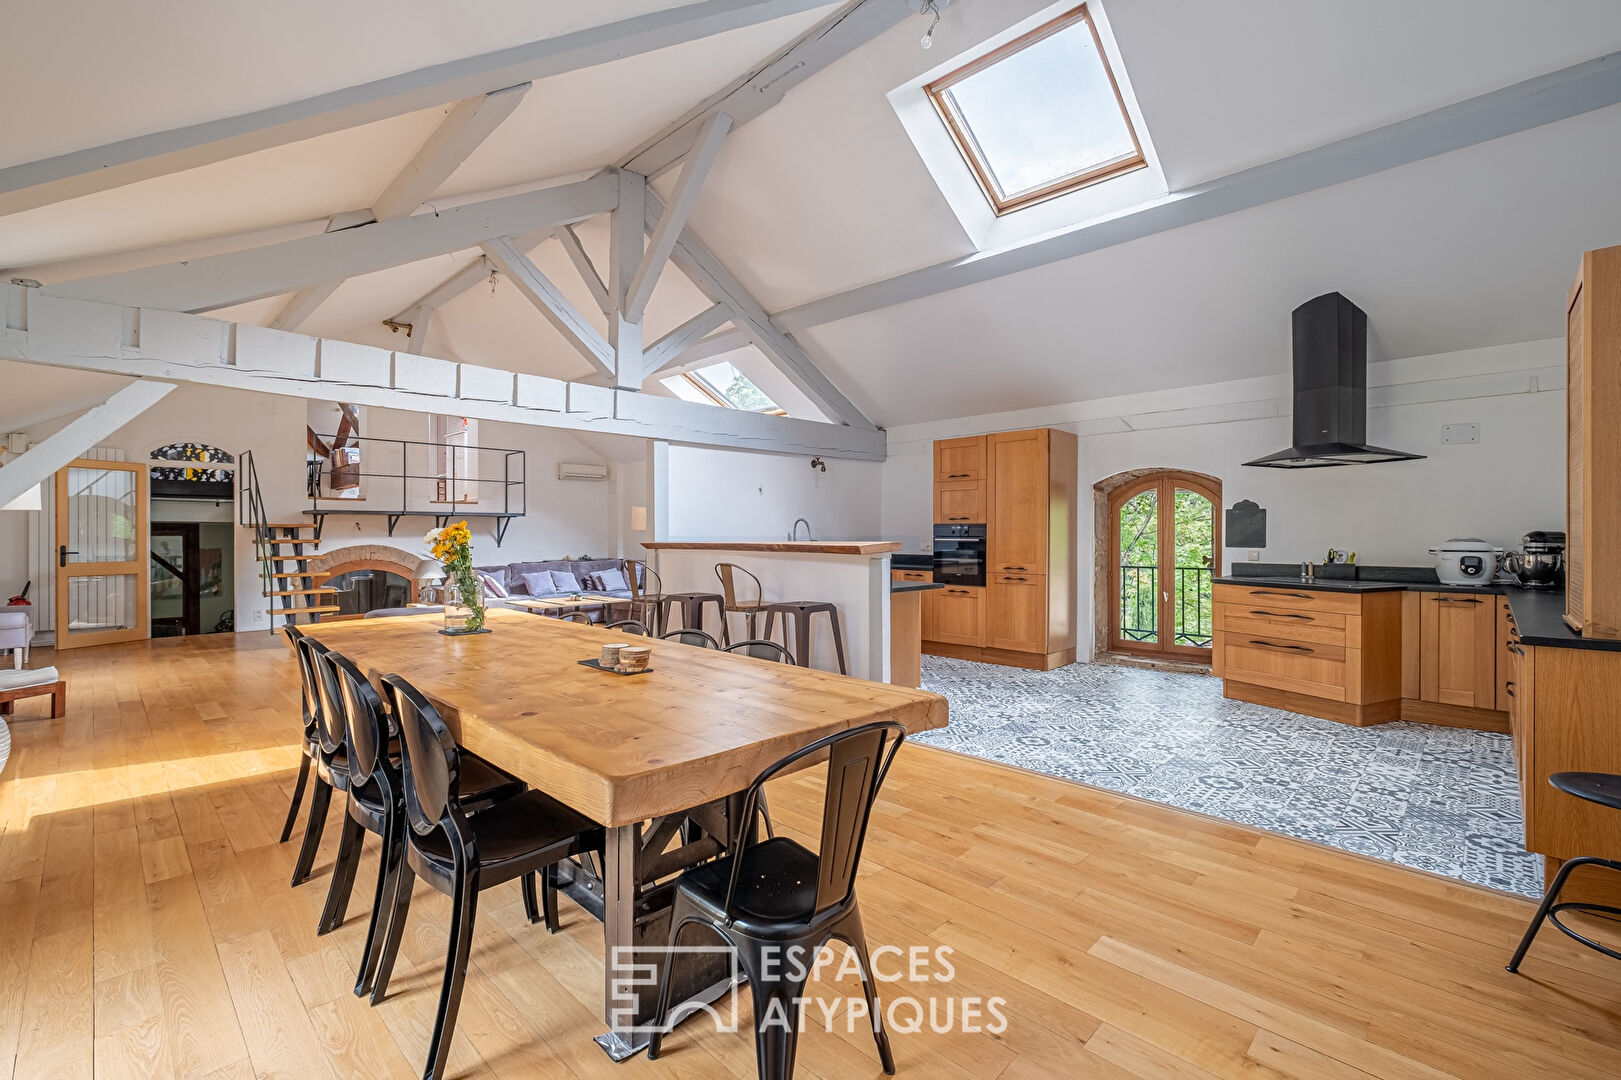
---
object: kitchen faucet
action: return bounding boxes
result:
[790,518,813,541]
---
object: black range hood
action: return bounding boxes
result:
[1244,292,1425,469]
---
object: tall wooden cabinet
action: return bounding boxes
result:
[922,427,1078,670]
[1566,245,1621,639]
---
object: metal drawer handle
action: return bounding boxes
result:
[1507,643,1524,655]
[1001,576,1028,582]
[1003,566,1028,571]
[1506,682,1516,698]
[946,473,971,479]
[1249,609,1313,621]
[1250,590,1314,600]
[1249,639,1315,654]
[1431,596,1484,603]
[947,516,970,521]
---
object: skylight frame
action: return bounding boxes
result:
[924,3,1146,216]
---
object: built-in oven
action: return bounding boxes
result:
[933,523,987,587]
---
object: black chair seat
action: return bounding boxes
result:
[410,789,601,887]
[1551,771,1621,808]
[458,752,528,807]
[679,836,822,930]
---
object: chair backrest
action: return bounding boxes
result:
[714,563,762,609]
[606,619,650,636]
[292,634,344,756]
[326,650,390,788]
[557,611,591,624]
[283,625,315,732]
[380,674,464,841]
[661,628,720,649]
[624,560,660,600]
[724,639,795,664]
[727,721,904,923]
[307,641,351,759]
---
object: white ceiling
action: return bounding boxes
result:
[0,361,134,432]
[7,0,1621,432]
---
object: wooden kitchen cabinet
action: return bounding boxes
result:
[1418,592,1498,709]
[925,427,1077,669]
[1497,597,1516,713]
[988,430,1047,572]
[922,586,984,647]
[1565,245,1621,640]
[933,436,986,483]
[892,568,933,583]
[985,573,1046,652]
[933,480,985,524]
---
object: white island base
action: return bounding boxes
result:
[641,541,899,682]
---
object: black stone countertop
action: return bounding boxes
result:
[1215,575,1620,651]
[891,581,944,594]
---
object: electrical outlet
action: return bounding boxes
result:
[1441,423,1480,444]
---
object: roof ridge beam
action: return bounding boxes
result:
[0,0,834,217]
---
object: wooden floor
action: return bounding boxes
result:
[3,635,1621,1080]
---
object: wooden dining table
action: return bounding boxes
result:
[300,607,947,1059]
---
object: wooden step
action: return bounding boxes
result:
[266,553,317,561]
[269,605,341,616]
[267,587,337,598]
[265,522,317,530]
[266,539,319,547]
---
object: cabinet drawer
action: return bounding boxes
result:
[933,481,984,524]
[923,585,984,646]
[892,569,933,583]
[989,571,1044,587]
[1223,636,1349,701]
[1215,604,1350,648]
[1212,583,1365,616]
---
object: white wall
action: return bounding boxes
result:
[665,444,883,541]
[881,338,1567,659]
[15,382,621,636]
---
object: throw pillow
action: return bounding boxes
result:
[519,571,557,596]
[595,567,628,592]
[477,571,509,598]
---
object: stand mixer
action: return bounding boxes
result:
[1504,530,1566,589]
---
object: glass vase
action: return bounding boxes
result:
[441,579,487,635]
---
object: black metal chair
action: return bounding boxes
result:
[647,721,905,1080]
[606,619,651,636]
[763,601,848,675]
[723,639,796,665]
[308,649,527,999]
[1508,772,1621,972]
[657,592,730,646]
[660,627,721,649]
[290,633,352,887]
[556,611,592,625]
[717,563,772,642]
[372,674,603,1080]
[278,625,319,844]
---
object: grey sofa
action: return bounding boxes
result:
[475,558,642,623]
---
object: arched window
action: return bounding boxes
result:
[1101,469,1222,659]
[149,442,235,497]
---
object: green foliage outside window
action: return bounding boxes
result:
[1117,485,1215,646]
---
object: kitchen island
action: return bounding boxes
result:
[643,540,900,681]
[890,579,943,688]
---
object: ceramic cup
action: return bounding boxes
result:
[600,643,625,668]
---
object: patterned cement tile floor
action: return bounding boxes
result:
[913,655,1541,897]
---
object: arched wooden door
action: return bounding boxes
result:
[1107,471,1222,659]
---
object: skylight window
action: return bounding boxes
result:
[925,4,1144,215]
[660,362,782,414]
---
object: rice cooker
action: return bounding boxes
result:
[1429,537,1504,586]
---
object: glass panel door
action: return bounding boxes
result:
[54,460,148,649]
[1169,487,1216,651]
[1116,487,1158,646]
[1109,472,1222,658]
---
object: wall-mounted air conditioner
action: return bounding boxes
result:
[556,462,609,482]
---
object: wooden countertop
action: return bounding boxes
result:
[301,608,947,826]
[642,540,902,555]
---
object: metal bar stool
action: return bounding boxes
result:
[656,592,730,646]
[1508,772,1621,972]
[624,560,670,635]
[716,563,771,642]
[763,600,847,674]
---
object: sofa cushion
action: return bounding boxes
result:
[474,565,510,590]
[591,567,629,593]
[520,569,580,596]
[477,571,509,598]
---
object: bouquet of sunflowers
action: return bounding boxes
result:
[424,521,485,632]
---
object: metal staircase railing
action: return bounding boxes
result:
[238,449,273,603]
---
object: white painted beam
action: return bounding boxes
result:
[0,0,835,217]
[371,84,531,220]
[0,381,176,507]
[558,225,610,317]
[621,0,907,178]
[46,174,617,313]
[607,171,647,390]
[394,304,433,355]
[671,326,753,368]
[0,286,885,459]
[268,281,343,332]
[775,51,1621,334]
[480,236,615,380]
[643,303,732,377]
[646,188,874,430]
[390,257,490,324]
[624,113,731,323]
